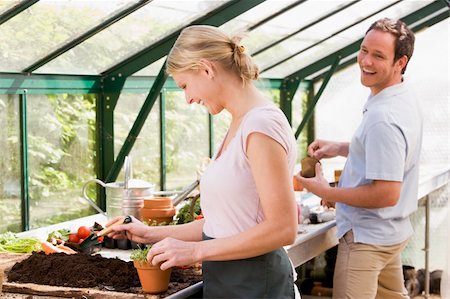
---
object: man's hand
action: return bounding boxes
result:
[308,139,349,159]
[296,163,333,200]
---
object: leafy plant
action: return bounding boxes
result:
[176,196,201,225]
[130,244,152,263]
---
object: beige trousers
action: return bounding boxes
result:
[332,230,410,299]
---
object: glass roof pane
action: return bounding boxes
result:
[261,0,435,78]
[0,0,136,72]
[254,0,395,72]
[133,56,166,76]
[241,0,354,54]
[0,1,24,15]
[220,0,298,34]
[36,0,227,75]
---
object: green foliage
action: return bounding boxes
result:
[0,232,41,254]
[130,244,152,263]
[176,197,201,225]
[47,228,71,242]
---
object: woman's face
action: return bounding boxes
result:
[173,69,224,115]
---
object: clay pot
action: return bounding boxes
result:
[293,175,304,191]
[301,157,320,178]
[141,197,176,224]
[134,261,172,293]
[144,197,173,209]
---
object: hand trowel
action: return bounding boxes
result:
[79,215,132,251]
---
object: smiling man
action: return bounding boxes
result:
[296,18,423,298]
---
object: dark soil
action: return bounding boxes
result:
[7,252,140,290]
[6,251,202,295]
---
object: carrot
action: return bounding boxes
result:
[56,244,77,254]
[41,241,65,254]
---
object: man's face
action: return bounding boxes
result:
[357,29,405,95]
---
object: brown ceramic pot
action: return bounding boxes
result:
[143,197,173,209]
[141,207,176,224]
[133,261,172,293]
[141,198,176,224]
[301,157,320,178]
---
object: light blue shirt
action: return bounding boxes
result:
[336,80,423,245]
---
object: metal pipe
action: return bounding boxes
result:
[19,90,30,231]
[424,195,430,298]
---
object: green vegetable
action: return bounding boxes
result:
[130,245,152,263]
[47,228,71,242]
[0,232,42,253]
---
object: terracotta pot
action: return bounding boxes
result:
[141,207,175,224]
[293,176,303,191]
[144,197,173,209]
[140,200,176,224]
[133,261,172,293]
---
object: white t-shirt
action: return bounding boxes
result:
[200,104,297,238]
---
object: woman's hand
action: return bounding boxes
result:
[147,237,200,270]
[106,216,151,244]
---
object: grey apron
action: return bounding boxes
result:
[202,233,295,299]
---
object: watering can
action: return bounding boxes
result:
[82,156,154,219]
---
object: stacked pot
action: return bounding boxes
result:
[141,197,176,225]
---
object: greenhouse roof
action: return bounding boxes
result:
[1,0,448,84]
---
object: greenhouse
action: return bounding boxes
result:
[0,0,449,298]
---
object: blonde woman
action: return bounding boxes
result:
[109,25,299,298]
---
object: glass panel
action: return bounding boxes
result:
[255,0,396,72]
[0,0,135,72]
[165,91,209,190]
[113,92,161,188]
[36,0,228,75]
[27,94,97,229]
[261,0,434,78]
[133,56,166,76]
[220,0,297,34]
[240,0,353,54]
[0,1,24,15]
[0,94,22,233]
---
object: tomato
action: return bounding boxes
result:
[195,214,204,220]
[97,236,104,243]
[77,226,92,239]
[68,233,80,243]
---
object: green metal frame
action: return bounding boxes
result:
[0,0,39,26]
[19,91,30,231]
[294,56,340,139]
[0,73,101,94]
[105,64,168,182]
[160,91,167,190]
